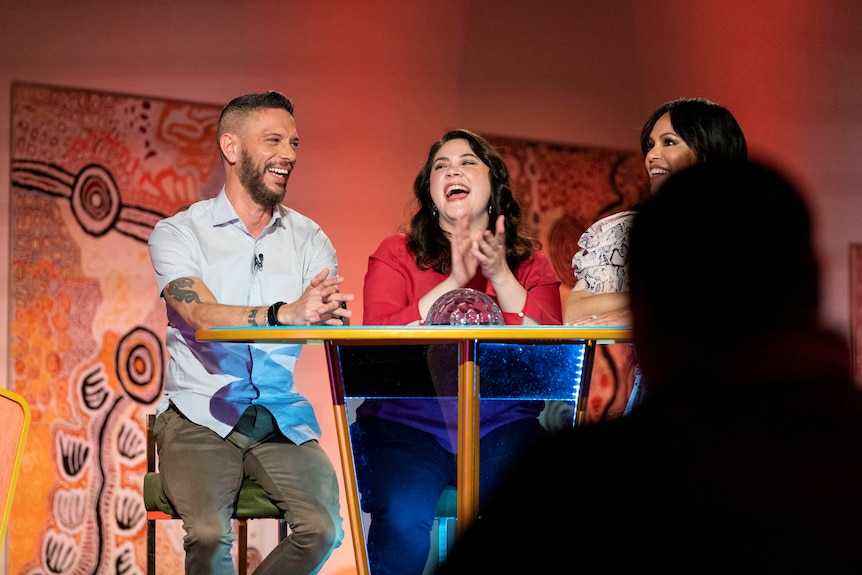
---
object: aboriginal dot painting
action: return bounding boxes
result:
[9,82,224,574]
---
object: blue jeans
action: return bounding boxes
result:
[351,415,546,575]
[155,405,344,575]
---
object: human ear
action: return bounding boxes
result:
[220,132,239,164]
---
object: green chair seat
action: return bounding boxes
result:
[144,472,282,519]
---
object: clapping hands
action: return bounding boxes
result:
[450,213,508,286]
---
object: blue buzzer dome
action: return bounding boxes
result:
[426,288,504,326]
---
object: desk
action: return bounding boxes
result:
[198,325,632,574]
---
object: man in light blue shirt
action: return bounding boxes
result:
[148,91,353,575]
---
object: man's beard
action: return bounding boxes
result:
[238,147,287,209]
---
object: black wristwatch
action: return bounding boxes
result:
[266,302,286,326]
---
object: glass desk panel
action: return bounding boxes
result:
[477,341,585,400]
[336,342,585,399]
[335,341,587,571]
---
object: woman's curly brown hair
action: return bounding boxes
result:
[407,129,538,274]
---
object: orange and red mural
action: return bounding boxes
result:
[9,82,223,574]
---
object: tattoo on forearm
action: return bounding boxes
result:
[248,307,261,326]
[166,278,202,304]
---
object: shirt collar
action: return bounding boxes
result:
[212,187,286,229]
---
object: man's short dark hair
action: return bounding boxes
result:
[217,91,294,143]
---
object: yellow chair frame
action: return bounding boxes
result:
[0,387,31,553]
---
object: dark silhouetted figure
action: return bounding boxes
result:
[437,160,862,574]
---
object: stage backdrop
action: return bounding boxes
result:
[7,83,647,574]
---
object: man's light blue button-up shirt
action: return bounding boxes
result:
[148,189,338,441]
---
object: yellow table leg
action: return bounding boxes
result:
[456,338,479,538]
[332,404,369,575]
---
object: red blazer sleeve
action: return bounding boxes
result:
[363,234,433,325]
[504,250,562,325]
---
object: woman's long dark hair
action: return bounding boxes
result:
[640,97,748,163]
[407,129,537,274]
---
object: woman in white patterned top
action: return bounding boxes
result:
[563,97,747,416]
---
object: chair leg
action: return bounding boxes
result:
[147,518,156,575]
[437,518,448,564]
[147,516,266,575]
[237,519,248,575]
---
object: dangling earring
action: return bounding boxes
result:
[487,204,492,215]
[432,206,438,219]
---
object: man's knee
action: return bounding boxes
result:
[183,516,234,550]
